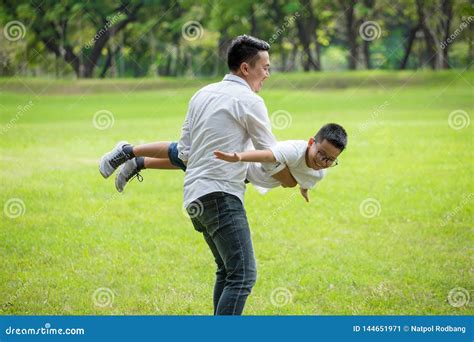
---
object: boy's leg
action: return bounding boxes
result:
[144,157,180,169]
[124,141,185,170]
[114,142,186,192]
[133,142,171,159]
[100,141,177,178]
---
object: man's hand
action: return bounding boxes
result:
[214,150,241,162]
[300,188,309,202]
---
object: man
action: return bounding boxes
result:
[98,35,296,315]
[178,35,297,315]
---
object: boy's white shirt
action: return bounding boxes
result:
[246,140,326,193]
[177,74,284,208]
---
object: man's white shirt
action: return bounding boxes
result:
[246,140,326,191]
[177,74,283,208]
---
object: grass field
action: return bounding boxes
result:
[0,70,472,315]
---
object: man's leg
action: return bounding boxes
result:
[212,195,257,315]
[202,232,227,314]
[190,192,257,315]
[188,214,227,314]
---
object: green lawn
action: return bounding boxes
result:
[0,70,472,315]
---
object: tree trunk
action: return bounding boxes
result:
[400,25,420,69]
[100,47,113,78]
[217,34,231,74]
[271,0,288,71]
[175,43,181,76]
[416,0,442,69]
[362,0,375,69]
[250,4,258,37]
[308,4,321,70]
[295,0,319,72]
[280,49,288,72]
[441,0,453,69]
[289,42,298,71]
[164,51,172,76]
[469,27,473,69]
[363,40,371,69]
[345,0,358,70]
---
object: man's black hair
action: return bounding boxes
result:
[227,35,270,71]
[315,123,348,151]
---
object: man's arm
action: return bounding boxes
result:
[243,100,296,187]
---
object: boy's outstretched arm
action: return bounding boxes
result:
[214,150,297,188]
[214,149,276,163]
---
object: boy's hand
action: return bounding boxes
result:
[300,188,309,202]
[214,150,241,162]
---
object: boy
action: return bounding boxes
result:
[99,123,348,202]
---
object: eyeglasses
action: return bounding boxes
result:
[315,150,338,168]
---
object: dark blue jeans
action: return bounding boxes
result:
[187,192,257,315]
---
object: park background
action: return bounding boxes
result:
[0,0,472,315]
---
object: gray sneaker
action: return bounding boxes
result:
[115,158,143,192]
[99,141,130,178]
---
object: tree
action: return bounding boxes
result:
[2,0,143,78]
[295,0,321,71]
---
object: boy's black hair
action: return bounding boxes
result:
[315,123,348,151]
[227,35,270,71]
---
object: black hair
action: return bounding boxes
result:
[227,35,270,71]
[315,123,348,151]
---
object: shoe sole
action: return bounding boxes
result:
[99,156,110,178]
[115,165,124,192]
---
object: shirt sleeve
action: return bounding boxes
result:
[270,141,301,166]
[177,111,191,162]
[177,96,196,162]
[242,98,285,175]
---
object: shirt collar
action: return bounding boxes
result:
[223,73,252,91]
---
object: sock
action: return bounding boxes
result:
[136,156,145,170]
[122,144,135,159]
